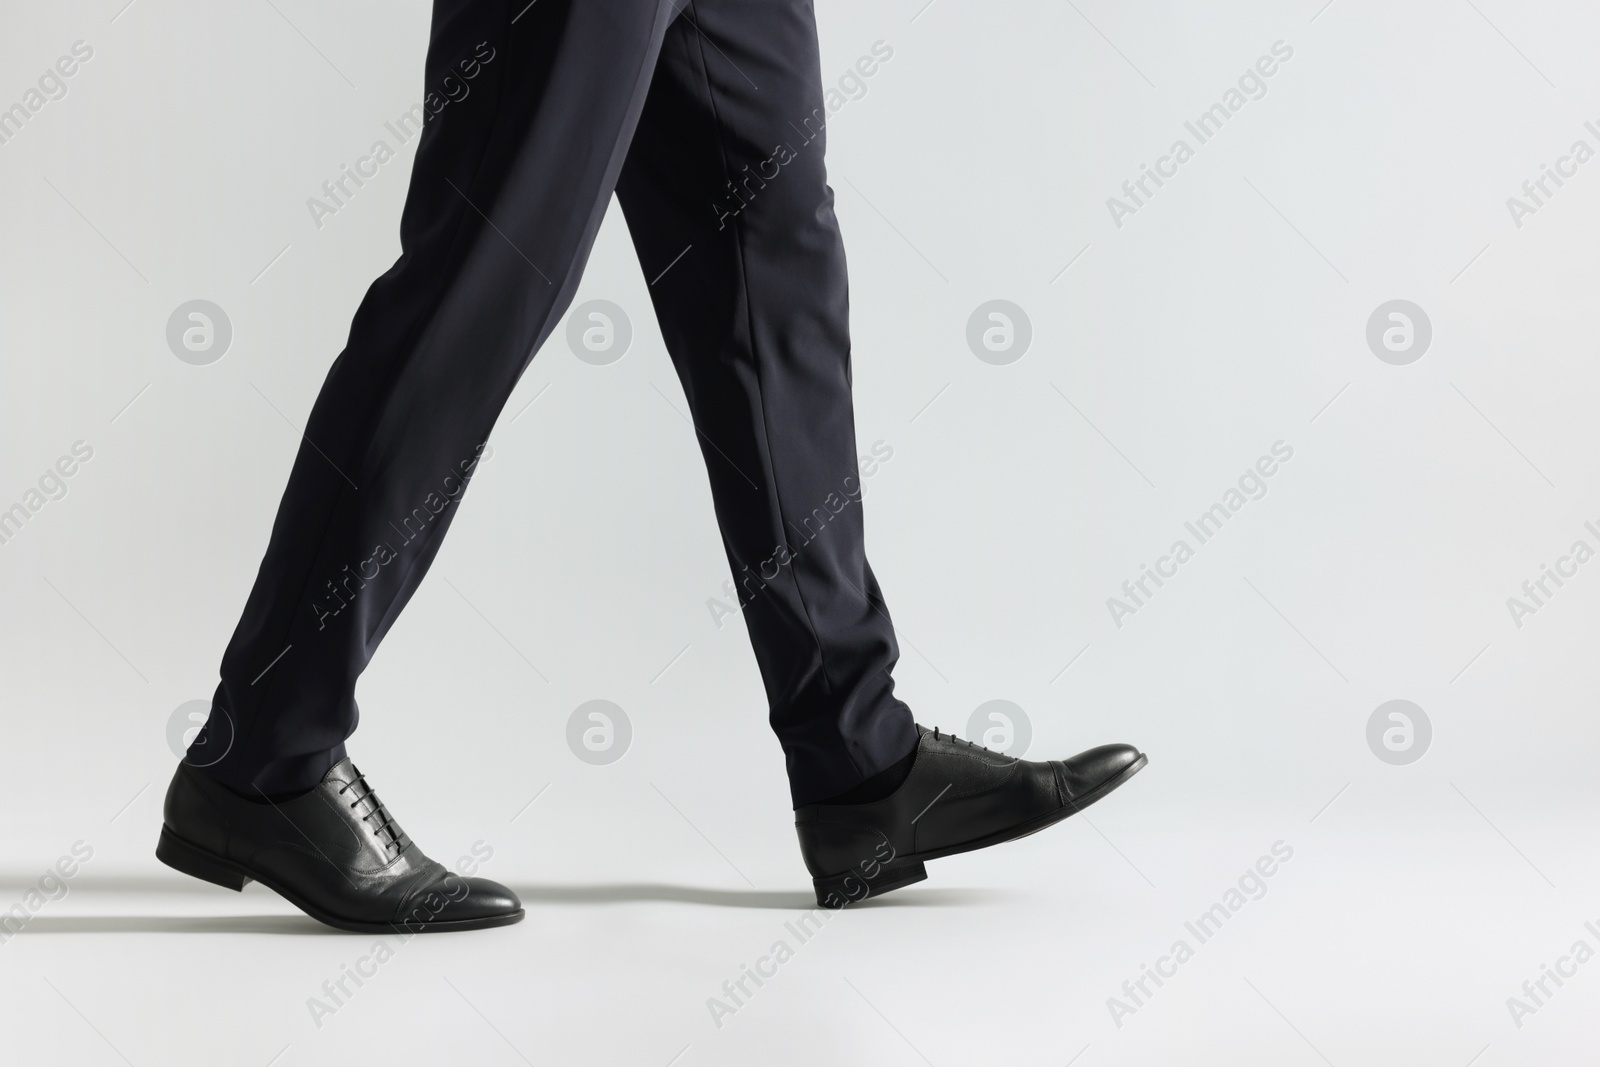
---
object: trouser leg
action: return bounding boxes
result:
[196,0,679,794]
[614,0,917,807]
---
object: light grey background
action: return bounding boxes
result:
[3,0,1599,1063]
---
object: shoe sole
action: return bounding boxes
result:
[156,826,525,934]
[813,752,1149,908]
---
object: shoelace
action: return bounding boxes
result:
[338,771,406,854]
[931,726,992,752]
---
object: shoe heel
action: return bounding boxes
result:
[156,826,251,892]
[813,860,926,910]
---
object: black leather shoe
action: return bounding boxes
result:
[156,757,523,933]
[794,725,1146,908]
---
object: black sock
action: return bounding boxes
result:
[816,746,917,805]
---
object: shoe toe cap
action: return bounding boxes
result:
[401,874,523,927]
[1054,743,1145,802]
[451,876,523,921]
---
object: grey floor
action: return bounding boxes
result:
[1,772,1590,1065]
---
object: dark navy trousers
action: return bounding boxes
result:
[193,0,918,807]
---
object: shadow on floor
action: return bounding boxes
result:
[0,874,239,895]
[17,914,336,935]
[503,883,1007,909]
[1,884,1007,934]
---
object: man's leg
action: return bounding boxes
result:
[614,0,918,808]
[194,0,681,795]
[615,4,1148,904]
